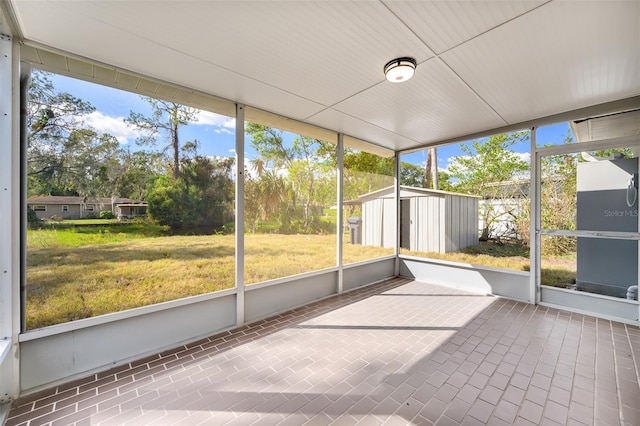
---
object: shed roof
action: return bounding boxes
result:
[346,185,479,205]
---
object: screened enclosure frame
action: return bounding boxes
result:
[1,32,640,407]
[532,134,640,322]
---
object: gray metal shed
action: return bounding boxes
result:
[351,186,479,253]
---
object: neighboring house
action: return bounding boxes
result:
[114,202,148,220]
[27,196,147,220]
[346,186,479,253]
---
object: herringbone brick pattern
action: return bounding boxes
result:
[6,278,640,425]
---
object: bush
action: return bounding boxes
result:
[99,210,116,219]
[27,206,42,228]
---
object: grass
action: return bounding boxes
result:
[26,224,574,330]
[401,240,577,289]
[26,229,393,329]
[44,219,121,226]
[401,243,530,271]
[27,235,236,328]
[27,223,169,248]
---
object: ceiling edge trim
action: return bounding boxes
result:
[401,96,640,154]
[20,41,236,117]
[0,0,22,38]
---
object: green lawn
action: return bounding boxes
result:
[26,227,393,329]
[27,222,168,248]
[26,224,574,330]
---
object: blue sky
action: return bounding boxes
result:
[48,72,572,171]
[48,73,239,157]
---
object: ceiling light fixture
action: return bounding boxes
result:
[384,57,417,83]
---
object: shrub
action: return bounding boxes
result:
[27,206,42,228]
[99,210,116,219]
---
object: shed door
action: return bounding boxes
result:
[400,199,411,250]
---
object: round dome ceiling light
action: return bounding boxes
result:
[384,57,417,83]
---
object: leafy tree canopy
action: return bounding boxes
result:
[447,131,530,198]
[126,98,199,178]
[27,70,125,198]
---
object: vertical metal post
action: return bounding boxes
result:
[529,127,540,304]
[235,104,245,326]
[19,63,29,333]
[336,134,344,293]
[0,32,18,405]
[394,152,400,276]
[0,34,12,341]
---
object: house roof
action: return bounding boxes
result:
[27,196,136,205]
[3,1,638,154]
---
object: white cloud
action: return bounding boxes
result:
[194,111,235,135]
[76,109,237,144]
[440,155,471,175]
[81,111,142,144]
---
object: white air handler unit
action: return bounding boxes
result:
[576,156,638,299]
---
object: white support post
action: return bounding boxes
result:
[394,152,400,276]
[19,63,30,333]
[235,104,245,326]
[336,134,344,293]
[529,127,540,304]
[0,32,18,408]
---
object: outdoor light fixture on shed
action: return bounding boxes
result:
[384,57,417,83]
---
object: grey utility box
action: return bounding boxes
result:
[347,217,362,244]
[576,157,638,298]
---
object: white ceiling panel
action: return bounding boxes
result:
[23,0,434,107]
[441,0,640,125]
[7,0,640,152]
[307,108,420,153]
[384,0,547,54]
[12,1,329,120]
[330,58,506,145]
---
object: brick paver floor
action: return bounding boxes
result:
[6,278,640,425]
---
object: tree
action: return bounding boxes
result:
[146,175,197,227]
[400,162,425,187]
[244,169,290,233]
[343,151,394,201]
[246,123,335,231]
[115,150,165,201]
[181,156,235,228]
[27,70,125,198]
[64,130,122,199]
[515,129,579,255]
[126,98,198,178]
[424,148,439,190]
[447,131,530,240]
[436,170,454,192]
[146,156,235,229]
